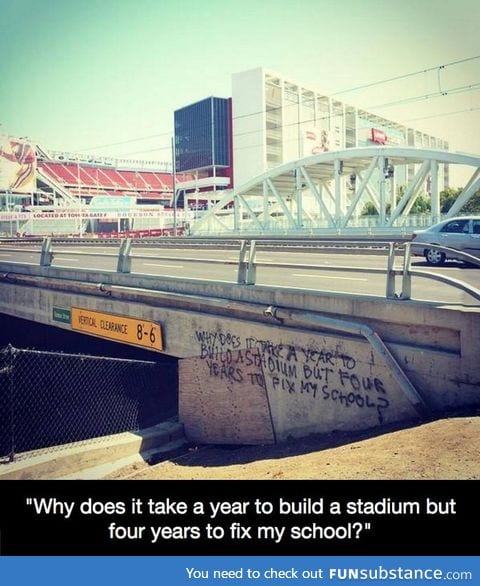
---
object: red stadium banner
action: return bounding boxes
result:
[0,135,37,193]
[301,127,330,157]
[371,128,387,144]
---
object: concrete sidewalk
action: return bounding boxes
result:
[0,419,186,480]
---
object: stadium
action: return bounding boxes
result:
[0,139,194,238]
[1,67,479,238]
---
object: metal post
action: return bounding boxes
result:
[171,136,177,237]
[237,240,247,284]
[400,242,412,300]
[430,159,439,224]
[40,237,53,267]
[378,156,386,226]
[389,172,396,221]
[295,168,303,229]
[247,240,257,284]
[117,238,132,273]
[386,242,396,299]
[7,191,13,236]
[237,240,257,285]
[77,156,81,202]
[263,181,269,230]
[334,159,343,227]
[79,201,84,239]
[233,194,240,232]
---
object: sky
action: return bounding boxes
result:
[0,0,479,184]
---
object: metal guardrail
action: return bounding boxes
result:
[1,238,478,421]
[397,242,480,300]
[1,237,479,303]
[0,234,410,249]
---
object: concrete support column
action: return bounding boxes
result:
[179,355,275,444]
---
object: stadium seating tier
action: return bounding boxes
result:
[38,161,176,200]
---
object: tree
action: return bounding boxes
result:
[360,187,480,217]
[461,190,480,213]
[361,202,378,216]
[439,187,480,214]
[440,188,462,213]
[409,195,431,214]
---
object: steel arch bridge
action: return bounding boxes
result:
[191,147,480,236]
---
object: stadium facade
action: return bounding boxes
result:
[180,69,480,236]
[171,67,451,206]
[0,137,190,237]
[0,66,460,237]
[231,67,449,188]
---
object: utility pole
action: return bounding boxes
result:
[171,136,177,236]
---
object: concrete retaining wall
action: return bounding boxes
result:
[178,309,477,444]
[0,266,479,444]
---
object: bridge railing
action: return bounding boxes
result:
[1,237,479,304]
[386,242,480,302]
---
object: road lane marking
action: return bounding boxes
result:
[292,273,368,281]
[228,256,275,261]
[55,257,79,262]
[0,253,12,257]
[144,263,184,269]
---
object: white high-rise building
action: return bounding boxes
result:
[232,67,449,189]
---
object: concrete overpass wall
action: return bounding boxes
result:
[0,264,478,444]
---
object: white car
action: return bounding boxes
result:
[411,216,480,266]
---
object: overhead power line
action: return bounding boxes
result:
[116,82,480,158]
[80,54,480,158]
[330,54,480,96]
[77,130,173,153]
[404,106,480,123]
[369,82,480,110]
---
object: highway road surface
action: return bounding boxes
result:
[0,242,479,306]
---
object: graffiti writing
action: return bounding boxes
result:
[194,330,390,422]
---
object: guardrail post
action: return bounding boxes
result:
[40,237,53,267]
[237,240,257,285]
[386,242,396,299]
[400,243,412,300]
[247,240,257,284]
[117,238,132,273]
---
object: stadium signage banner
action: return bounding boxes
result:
[0,134,37,193]
[301,127,330,157]
[371,128,388,144]
[0,209,188,221]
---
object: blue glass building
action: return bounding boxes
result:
[174,97,231,174]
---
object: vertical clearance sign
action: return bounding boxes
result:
[71,307,163,351]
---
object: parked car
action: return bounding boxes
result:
[411,216,480,265]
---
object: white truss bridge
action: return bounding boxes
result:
[191,147,480,236]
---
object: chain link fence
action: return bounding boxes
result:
[0,344,177,461]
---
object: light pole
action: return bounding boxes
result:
[77,155,84,238]
[171,136,177,237]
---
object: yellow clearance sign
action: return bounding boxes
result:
[71,307,163,351]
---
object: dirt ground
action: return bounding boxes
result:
[107,415,480,480]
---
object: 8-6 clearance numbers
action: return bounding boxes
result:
[136,323,158,345]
